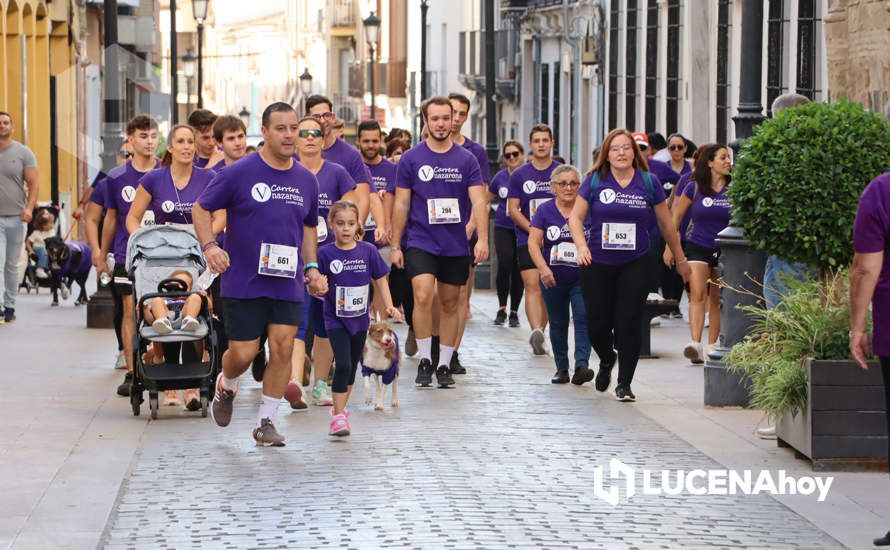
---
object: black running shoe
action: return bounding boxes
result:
[571,366,594,385]
[595,353,617,392]
[551,370,570,384]
[493,309,507,326]
[117,372,133,397]
[449,352,466,375]
[415,359,434,387]
[251,347,267,382]
[508,311,520,327]
[615,385,636,402]
[874,531,890,547]
[435,364,455,388]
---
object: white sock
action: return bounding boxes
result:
[418,337,432,361]
[257,394,280,426]
[221,374,239,391]
[439,345,454,368]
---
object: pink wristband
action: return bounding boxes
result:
[202,241,219,252]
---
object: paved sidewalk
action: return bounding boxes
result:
[0,288,884,548]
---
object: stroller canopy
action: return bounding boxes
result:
[125,224,206,273]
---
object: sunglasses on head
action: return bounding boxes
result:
[118,150,133,159]
[299,129,323,138]
[503,151,521,159]
[669,144,686,151]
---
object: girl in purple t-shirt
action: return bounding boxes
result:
[318,201,401,437]
[663,144,731,365]
[568,129,690,402]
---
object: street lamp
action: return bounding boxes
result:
[363,11,380,121]
[299,68,313,115]
[191,0,209,109]
[238,106,251,131]
[181,48,196,113]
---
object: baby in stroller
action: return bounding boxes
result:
[24,208,57,280]
[143,269,205,334]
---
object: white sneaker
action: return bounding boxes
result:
[757,426,777,439]
[35,267,49,279]
[60,282,70,300]
[646,292,663,302]
[650,317,661,327]
[181,315,200,332]
[152,317,173,334]
[683,341,704,364]
[115,352,127,369]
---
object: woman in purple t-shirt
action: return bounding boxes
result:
[488,140,526,327]
[319,201,400,437]
[527,164,592,384]
[568,129,690,402]
[663,144,732,365]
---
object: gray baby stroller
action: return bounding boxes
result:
[126,225,218,419]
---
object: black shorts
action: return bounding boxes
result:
[517,245,536,271]
[405,247,471,286]
[112,264,133,296]
[468,236,478,268]
[222,298,301,341]
[685,241,720,269]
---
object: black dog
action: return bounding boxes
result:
[45,237,92,306]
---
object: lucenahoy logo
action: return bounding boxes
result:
[418,165,435,182]
[251,182,271,203]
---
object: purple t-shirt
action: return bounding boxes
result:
[682,181,731,249]
[649,158,690,194]
[461,138,491,183]
[318,241,389,334]
[853,172,890,355]
[395,141,482,257]
[530,199,590,286]
[103,161,157,264]
[579,169,666,266]
[507,160,559,246]
[365,158,396,246]
[323,138,372,188]
[138,166,216,226]
[197,152,319,302]
[674,172,693,240]
[489,168,515,230]
[314,161,357,247]
[210,161,228,174]
[89,177,108,206]
[193,155,211,169]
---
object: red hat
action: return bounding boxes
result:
[631,132,649,148]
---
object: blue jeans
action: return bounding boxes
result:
[541,282,591,372]
[34,246,48,269]
[763,255,813,310]
[0,216,25,309]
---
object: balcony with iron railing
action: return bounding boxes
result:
[330,0,356,35]
[348,59,408,100]
[458,28,520,101]
[501,0,578,8]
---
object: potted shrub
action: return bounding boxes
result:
[727,100,890,469]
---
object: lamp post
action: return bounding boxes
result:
[170,0,178,123]
[238,106,251,133]
[299,68,313,114]
[182,48,196,114]
[704,0,767,407]
[191,0,208,109]
[420,0,428,101]
[363,12,380,122]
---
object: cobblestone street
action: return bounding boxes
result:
[92,298,842,549]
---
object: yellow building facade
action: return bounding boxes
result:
[2,0,82,215]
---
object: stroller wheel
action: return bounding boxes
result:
[201,395,209,418]
[149,393,159,420]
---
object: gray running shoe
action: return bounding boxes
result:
[210,373,237,427]
[529,329,546,355]
[253,418,285,447]
[405,327,418,357]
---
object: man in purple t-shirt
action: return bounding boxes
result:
[194,103,328,448]
[448,93,492,376]
[98,115,159,397]
[209,115,247,173]
[850,173,890,549]
[305,95,371,224]
[357,119,391,252]
[188,109,221,169]
[391,96,490,389]
[507,124,559,356]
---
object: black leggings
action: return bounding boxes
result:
[879,357,890,474]
[494,227,524,311]
[580,255,650,387]
[328,328,368,393]
[109,281,124,351]
[390,265,414,329]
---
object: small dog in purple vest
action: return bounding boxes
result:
[45,237,92,306]
[362,319,400,411]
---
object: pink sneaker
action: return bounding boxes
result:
[329,412,350,437]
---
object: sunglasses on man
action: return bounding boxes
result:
[118,150,133,159]
[298,129,323,138]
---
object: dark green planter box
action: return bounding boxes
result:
[776,358,888,471]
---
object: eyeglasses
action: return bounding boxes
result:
[118,150,132,159]
[610,144,633,153]
[503,151,521,159]
[668,144,686,151]
[554,180,580,188]
[298,129,323,138]
[310,112,335,121]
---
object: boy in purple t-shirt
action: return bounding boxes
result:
[318,201,400,437]
[194,103,328,448]
[507,124,559,356]
[390,96,489,389]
